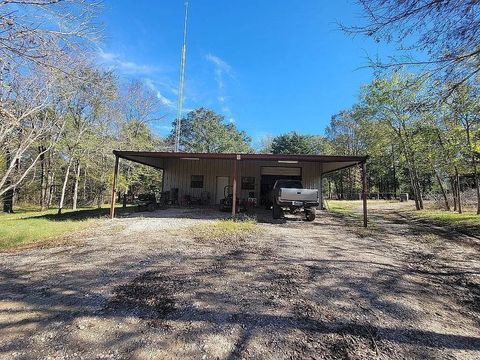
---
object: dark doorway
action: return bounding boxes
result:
[260,175,302,208]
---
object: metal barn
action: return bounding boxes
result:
[109,151,369,226]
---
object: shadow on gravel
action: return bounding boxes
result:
[26,207,136,222]
[388,211,480,245]
[326,206,480,321]
[1,242,480,359]
[328,205,480,248]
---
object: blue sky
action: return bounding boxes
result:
[97,0,396,144]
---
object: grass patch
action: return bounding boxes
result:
[326,199,397,213]
[326,200,362,217]
[410,209,480,237]
[326,199,480,237]
[0,205,132,251]
[190,218,258,242]
[415,209,480,224]
[324,200,387,232]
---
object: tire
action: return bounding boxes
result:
[305,208,316,221]
[272,203,283,219]
[147,203,155,212]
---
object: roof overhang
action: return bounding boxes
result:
[113,150,368,174]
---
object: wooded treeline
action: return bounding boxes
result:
[267,74,480,214]
[2,0,480,214]
[0,0,166,213]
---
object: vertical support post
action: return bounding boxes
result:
[319,172,324,210]
[231,156,238,217]
[110,155,119,219]
[361,161,368,227]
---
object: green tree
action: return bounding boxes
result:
[435,83,480,214]
[170,108,252,153]
[270,132,316,155]
[325,110,363,199]
[451,84,480,214]
[360,72,430,210]
[55,65,116,213]
[115,80,165,205]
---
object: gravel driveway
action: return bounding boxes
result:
[0,205,479,359]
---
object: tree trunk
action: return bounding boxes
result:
[414,171,424,210]
[407,169,420,210]
[47,170,55,209]
[464,120,480,215]
[39,146,46,210]
[3,187,14,213]
[472,160,480,215]
[97,154,106,209]
[455,168,462,214]
[471,160,480,215]
[451,177,457,211]
[82,166,87,202]
[397,124,422,210]
[391,143,397,199]
[475,172,480,215]
[399,140,420,210]
[58,160,72,215]
[435,172,450,211]
[72,160,81,210]
[43,150,53,209]
[3,150,13,213]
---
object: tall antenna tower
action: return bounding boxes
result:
[174,0,189,152]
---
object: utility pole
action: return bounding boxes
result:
[174,0,189,152]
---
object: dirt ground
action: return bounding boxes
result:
[0,203,479,359]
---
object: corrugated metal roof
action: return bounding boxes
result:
[113,150,367,164]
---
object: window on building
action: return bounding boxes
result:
[241,176,255,190]
[190,175,204,188]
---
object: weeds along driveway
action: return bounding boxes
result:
[0,206,479,359]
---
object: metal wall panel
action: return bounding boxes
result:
[260,166,301,176]
[162,158,322,206]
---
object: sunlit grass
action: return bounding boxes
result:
[326,199,397,214]
[0,205,131,250]
[326,199,480,236]
[325,200,383,232]
[415,209,480,223]
[413,209,480,235]
[325,200,362,215]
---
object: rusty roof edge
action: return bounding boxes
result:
[112,150,368,163]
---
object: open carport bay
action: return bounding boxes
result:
[0,203,479,359]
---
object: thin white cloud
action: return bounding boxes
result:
[97,48,160,75]
[205,53,233,90]
[157,93,174,107]
[144,78,175,108]
[205,53,237,121]
[97,49,118,62]
[205,53,232,75]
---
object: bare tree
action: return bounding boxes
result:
[0,69,65,201]
[56,65,116,214]
[115,80,165,205]
[117,80,164,137]
[0,0,101,72]
[0,0,101,211]
[344,0,480,94]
